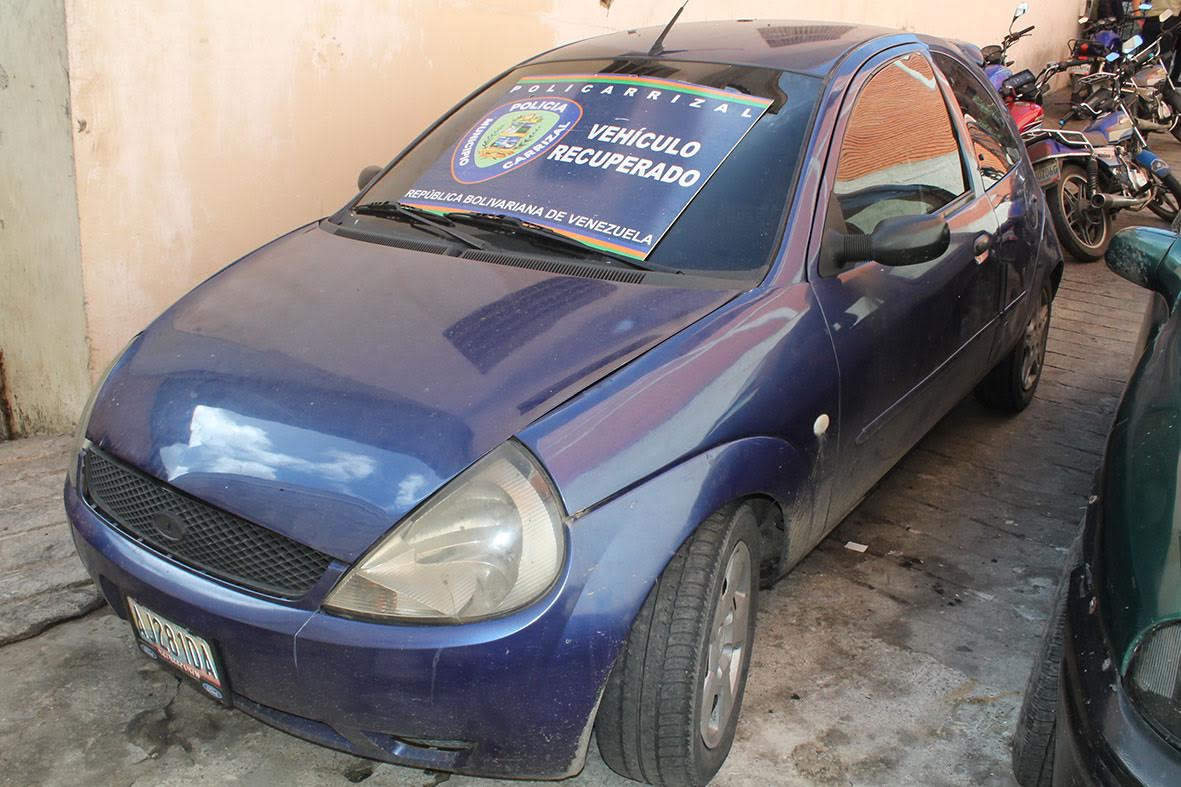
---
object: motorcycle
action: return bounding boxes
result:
[983,3,1035,92]
[994,59,1080,134]
[1098,24,1181,141]
[1067,15,1124,100]
[999,69,1047,133]
[1023,49,1181,261]
[981,4,1047,133]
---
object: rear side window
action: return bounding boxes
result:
[933,53,1022,188]
[831,52,968,235]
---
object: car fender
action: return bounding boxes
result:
[520,284,838,521]
[554,434,815,771]
[566,434,816,616]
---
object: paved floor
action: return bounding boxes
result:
[0,141,1168,784]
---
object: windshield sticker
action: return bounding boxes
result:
[401,74,774,260]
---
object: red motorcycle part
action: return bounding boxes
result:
[1009,100,1045,133]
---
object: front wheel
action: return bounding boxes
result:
[1148,173,1181,223]
[1048,164,1111,262]
[596,504,760,786]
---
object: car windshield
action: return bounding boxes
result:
[354,59,822,281]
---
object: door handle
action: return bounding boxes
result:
[974,232,993,263]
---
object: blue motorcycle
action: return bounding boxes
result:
[1024,40,1181,261]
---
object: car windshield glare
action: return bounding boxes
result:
[356,59,822,280]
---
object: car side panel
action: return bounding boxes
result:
[811,197,1002,522]
[805,46,1004,522]
[1098,291,1181,663]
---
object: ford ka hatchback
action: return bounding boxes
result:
[65,20,1063,785]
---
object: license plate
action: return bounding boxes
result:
[1069,65,1090,76]
[1034,159,1062,188]
[127,597,228,703]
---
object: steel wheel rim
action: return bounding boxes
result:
[700,541,751,749]
[1021,292,1051,391]
[1060,172,1107,249]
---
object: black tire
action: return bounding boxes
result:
[1148,173,1181,223]
[1048,164,1111,262]
[596,503,761,786]
[975,281,1053,412]
[1012,538,1079,787]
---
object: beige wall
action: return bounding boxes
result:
[3,0,1084,433]
[64,0,563,378]
[548,0,1084,77]
[0,0,91,435]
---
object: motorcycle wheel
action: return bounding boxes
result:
[1148,173,1181,222]
[1048,164,1111,262]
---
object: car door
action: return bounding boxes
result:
[808,49,1004,524]
[932,51,1041,352]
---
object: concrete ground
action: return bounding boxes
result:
[0,138,1170,785]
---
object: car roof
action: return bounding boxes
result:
[528,19,920,77]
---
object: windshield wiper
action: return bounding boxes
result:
[353,201,485,250]
[444,212,653,271]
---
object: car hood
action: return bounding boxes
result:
[85,223,735,561]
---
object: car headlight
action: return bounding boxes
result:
[66,336,137,488]
[1128,621,1181,746]
[324,441,566,623]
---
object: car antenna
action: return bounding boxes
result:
[648,1,688,57]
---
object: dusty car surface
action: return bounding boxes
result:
[66,19,1062,785]
[1014,226,1181,787]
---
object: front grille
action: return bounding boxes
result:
[83,448,332,598]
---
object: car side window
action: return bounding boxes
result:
[829,52,969,238]
[932,52,1022,188]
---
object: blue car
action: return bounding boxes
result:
[65,20,1062,785]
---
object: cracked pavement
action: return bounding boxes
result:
[0,130,1170,785]
[0,436,101,646]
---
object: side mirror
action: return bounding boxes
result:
[1123,34,1144,54]
[1014,3,1029,19]
[831,214,951,268]
[357,164,383,192]
[1107,226,1181,304]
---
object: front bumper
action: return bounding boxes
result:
[65,477,645,779]
[1053,566,1181,785]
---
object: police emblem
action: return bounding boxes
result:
[451,98,581,184]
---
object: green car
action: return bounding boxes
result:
[1014,226,1181,786]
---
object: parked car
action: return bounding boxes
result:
[1013,225,1181,787]
[65,20,1063,785]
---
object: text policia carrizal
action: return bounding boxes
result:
[507,80,764,119]
[547,122,705,188]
